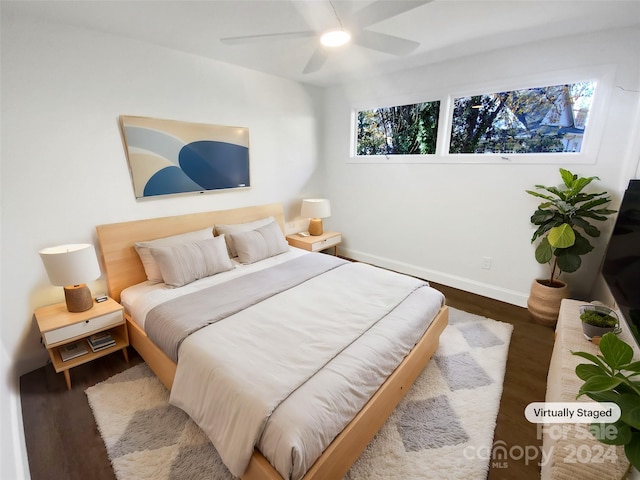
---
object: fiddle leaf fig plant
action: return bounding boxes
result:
[573,333,640,471]
[527,168,616,285]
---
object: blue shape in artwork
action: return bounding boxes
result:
[179,141,250,190]
[143,166,204,197]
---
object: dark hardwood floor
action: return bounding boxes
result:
[21,283,554,480]
[432,283,555,480]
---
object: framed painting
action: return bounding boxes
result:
[120,115,250,198]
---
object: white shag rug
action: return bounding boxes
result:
[86,308,513,480]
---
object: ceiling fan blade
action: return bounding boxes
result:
[221,30,316,45]
[352,30,420,56]
[302,47,329,74]
[351,0,431,29]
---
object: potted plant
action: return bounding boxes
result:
[580,304,621,342]
[573,332,640,475]
[526,168,616,326]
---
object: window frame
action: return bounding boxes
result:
[348,65,615,165]
[350,92,446,163]
[351,98,443,158]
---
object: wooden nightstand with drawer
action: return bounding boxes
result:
[286,231,342,255]
[34,297,129,389]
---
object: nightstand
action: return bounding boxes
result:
[286,231,342,255]
[34,297,129,389]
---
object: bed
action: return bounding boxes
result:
[96,203,448,480]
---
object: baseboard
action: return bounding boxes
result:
[2,346,31,480]
[340,248,529,308]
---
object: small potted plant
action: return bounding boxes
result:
[580,304,621,342]
[573,333,640,475]
[526,168,616,326]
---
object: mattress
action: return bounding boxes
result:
[121,249,445,480]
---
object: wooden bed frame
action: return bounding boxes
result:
[96,203,448,480]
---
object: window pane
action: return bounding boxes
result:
[449,82,595,154]
[356,101,440,155]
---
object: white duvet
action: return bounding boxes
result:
[123,250,445,480]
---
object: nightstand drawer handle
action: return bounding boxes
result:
[311,235,341,251]
[43,310,123,346]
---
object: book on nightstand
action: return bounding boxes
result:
[59,341,89,362]
[87,331,116,352]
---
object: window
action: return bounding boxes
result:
[449,82,596,155]
[356,100,440,156]
[350,66,613,164]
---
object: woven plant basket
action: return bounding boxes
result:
[527,279,570,327]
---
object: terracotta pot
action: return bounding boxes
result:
[527,279,570,327]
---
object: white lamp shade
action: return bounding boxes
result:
[39,243,101,286]
[301,198,331,219]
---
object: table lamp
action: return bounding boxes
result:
[39,243,101,312]
[301,198,331,236]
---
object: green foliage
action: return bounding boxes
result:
[573,333,640,470]
[357,101,440,156]
[449,94,507,154]
[580,310,618,328]
[449,82,594,154]
[526,168,616,284]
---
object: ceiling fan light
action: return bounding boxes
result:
[320,29,351,47]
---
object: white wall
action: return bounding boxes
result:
[321,27,640,308]
[0,10,325,478]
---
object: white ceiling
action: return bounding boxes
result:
[5,0,640,86]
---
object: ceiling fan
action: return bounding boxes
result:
[220,1,430,74]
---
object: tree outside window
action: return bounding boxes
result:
[356,101,440,155]
[449,82,595,155]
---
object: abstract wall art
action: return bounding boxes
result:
[120,115,250,198]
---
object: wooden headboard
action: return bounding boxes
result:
[96,203,285,302]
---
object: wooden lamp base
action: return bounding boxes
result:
[308,218,324,236]
[64,284,93,312]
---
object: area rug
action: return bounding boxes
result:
[86,308,512,480]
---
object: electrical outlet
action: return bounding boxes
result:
[481,256,492,270]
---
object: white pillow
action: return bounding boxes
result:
[134,227,214,282]
[149,235,232,287]
[229,221,289,264]
[215,216,275,257]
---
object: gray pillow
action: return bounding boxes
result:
[134,227,214,283]
[150,235,232,287]
[215,216,275,257]
[229,221,289,264]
